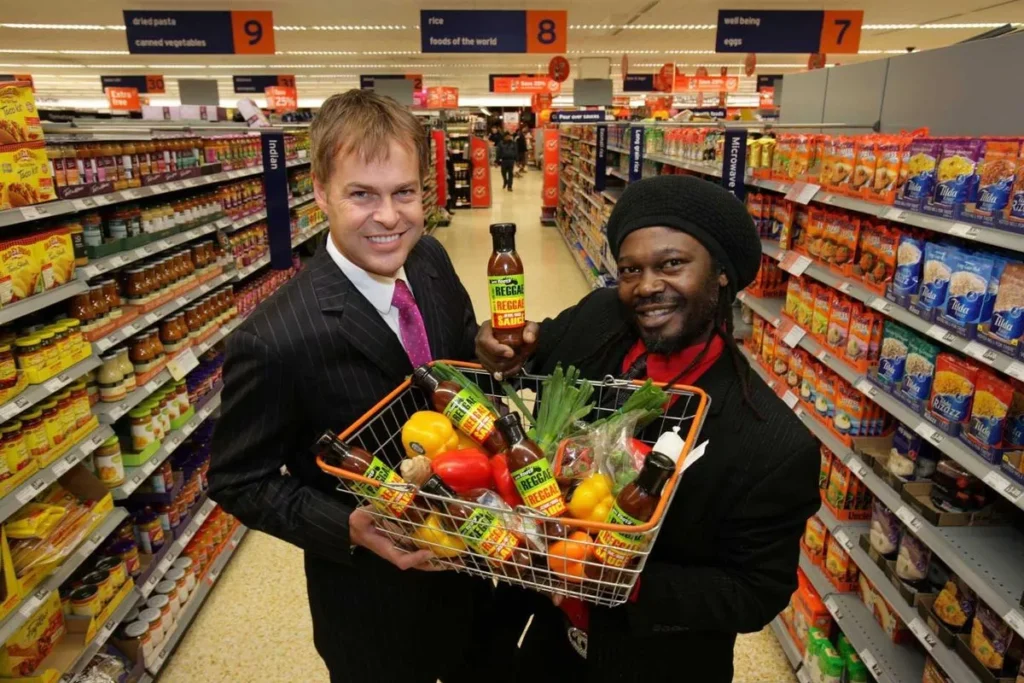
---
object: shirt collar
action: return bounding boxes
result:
[326,235,410,315]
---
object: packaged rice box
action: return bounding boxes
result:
[892,234,925,298]
[940,250,995,335]
[877,321,913,390]
[961,138,1019,226]
[979,255,1011,330]
[963,369,1014,459]
[928,138,984,217]
[918,242,957,315]
[896,138,941,211]
[978,262,1024,355]
[929,353,979,428]
[899,334,939,406]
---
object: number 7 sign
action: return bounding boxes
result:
[820,10,863,54]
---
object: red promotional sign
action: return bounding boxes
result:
[469,135,491,208]
[432,129,447,207]
[493,76,561,95]
[808,53,827,70]
[531,93,553,112]
[718,66,728,107]
[744,53,757,76]
[105,86,140,111]
[655,63,674,92]
[759,86,775,108]
[145,74,166,94]
[264,86,297,113]
[673,75,740,93]
[548,56,570,82]
[426,86,459,108]
[542,131,559,208]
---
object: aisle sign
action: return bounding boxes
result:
[233,74,295,93]
[623,74,655,92]
[426,86,459,108]
[100,75,165,94]
[628,126,645,183]
[260,131,292,270]
[594,125,607,192]
[105,87,140,111]
[360,74,423,90]
[542,131,560,208]
[673,75,740,93]
[550,110,605,123]
[716,9,862,54]
[721,129,748,200]
[492,76,560,94]
[420,9,567,53]
[123,10,275,55]
[264,86,297,113]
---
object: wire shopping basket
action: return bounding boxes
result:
[315,361,709,607]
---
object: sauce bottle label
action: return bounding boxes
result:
[458,507,518,562]
[488,274,526,329]
[511,458,567,516]
[348,456,414,518]
[594,503,647,568]
[442,389,498,444]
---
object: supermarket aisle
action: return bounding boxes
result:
[161,168,794,682]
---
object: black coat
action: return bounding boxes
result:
[497,140,518,165]
[208,238,493,683]
[490,287,820,682]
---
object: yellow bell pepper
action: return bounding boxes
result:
[411,513,467,558]
[567,473,614,522]
[402,411,459,460]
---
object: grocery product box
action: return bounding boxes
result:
[0,82,44,144]
[899,481,998,528]
[880,557,937,609]
[916,593,963,648]
[0,142,57,210]
[0,527,23,626]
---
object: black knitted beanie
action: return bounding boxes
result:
[606,174,762,293]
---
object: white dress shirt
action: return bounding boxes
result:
[326,236,411,338]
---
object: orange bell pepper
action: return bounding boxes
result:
[547,531,593,583]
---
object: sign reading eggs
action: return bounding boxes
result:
[715,9,862,54]
[421,10,567,53]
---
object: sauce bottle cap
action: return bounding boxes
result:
[652,426,685,464]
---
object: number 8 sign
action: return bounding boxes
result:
[526,11,567,53]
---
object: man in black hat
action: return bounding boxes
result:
[476,175,820,682]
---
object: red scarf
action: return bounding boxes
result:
[558,334,724,639]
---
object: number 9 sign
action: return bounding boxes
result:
[230,11,275,54]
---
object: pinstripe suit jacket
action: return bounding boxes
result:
[208,235,478,563]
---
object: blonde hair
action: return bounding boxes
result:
[310,90,427,185]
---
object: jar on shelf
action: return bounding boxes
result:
[55,318,86,360]
[129,406,156,453]
[44,324,71,370]
[88,285,110,325]
[80,568,113,606]
[14,336,43,382]
[129,334,157,375]
[124,268,146,303]
[95,435,125,487]
[104,538,141,577]
[54,390,76,439]
[68,380,91,428]
[165,565,189,601]
[20,409,49,460]
[82,213,103,248]
[154,580,181,617]
[36,331,61,379]
[116,347,136,393]
[97,352,126,403]
[39,400,65,450]
[69,585,100,617]
[160,315,187,354]
[139,607,165,647]
[0,421,30,477]
[99,279,122,320]
[139,400,164,442]
[0,343,16,390]
[146,594,173,634]
[171,557,195,595]
[134,507,165,555]
[122,622,151,666]
[159,388,179,425]
[94,555,127,592]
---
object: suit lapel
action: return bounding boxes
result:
[309,250,411,381]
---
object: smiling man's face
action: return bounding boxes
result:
[314,140,423,276]
[616,226,727,354]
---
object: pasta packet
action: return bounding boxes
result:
[961,138,1019,226]
[895,531,932,584]
[1003,143,1024,232]
[970,603,1013,672]
[826,292,851,352]
[928,137,984,218]
[932,575,976,630]
[896,138,941,211]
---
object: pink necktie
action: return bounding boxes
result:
[392,279,433,367]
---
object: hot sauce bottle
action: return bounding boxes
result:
[419,475,532,578]
[487,223,526,350]
[495,413,567,517]
[411,366,507,454]
[316,431,416,519]
[591,449,675,573]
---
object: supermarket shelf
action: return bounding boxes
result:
[578,190,604,211]
[0,507,129,644]
[0,424,113,524]
[194,316,244,358]
[287,192,314,209]
[233,254,270,280]
[77,217,232,281]
[146,525,248,676]
[769,617,808,682]
[556,224,602,291]
[0,281,89,326]
[92,269,235,353]
[112,389,222,500]
[227,209,267,233]
[138,498,218,600]
[61,586,140,683]
[601,189,623,204]
[292,220,328,249]
[607,168,629,181]
[0,166,265,230]
[0,354,102,425]
[760,240,1024,384]
[606,144,628,154]
[286,157,310,168]
[740,344,1024,644]
[94,369,171,424]
[799,555,925,683]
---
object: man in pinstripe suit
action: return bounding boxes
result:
[209,91,491,682]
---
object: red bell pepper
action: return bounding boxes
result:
[490,454,524,508]
[431,449,493,494]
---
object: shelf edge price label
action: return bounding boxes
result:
[833,528,853,550]
[983,470,1024,502]
[868,297,891,314]
[855,378,878,398]
[857,649,882,679]
[847,455,869,480]
[908,617,936,651]
[1004,609,1024,637]
[895,504,922,531]
[823,597,841,619]
[778,319,807,348]
[914,421,945,446]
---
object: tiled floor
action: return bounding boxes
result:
[161,168,796,682]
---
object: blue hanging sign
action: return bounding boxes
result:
[623,74,655,92]
[260,131,292,270]
[233,75,295,93]
[550,110,606,123]
[420,9,567,53]
[100,75,165,94]
[715,9,862,54]
[123,10,275,55]
[629,127,645,183]
[594,125,608,192]
[721,129,748,201]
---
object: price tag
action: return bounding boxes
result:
[16,477,47,504]
[1004,609,1024,637]
[983,470,1024,502]
[909,617,937,651]
[184,178,199,187]
[914,421,945,446]
[963,341,997,365]
[142,459,157,476]
[18,589,48,618]
[144,574,159,593]
[20,206,47,221]
[175,296,189,307]
[869,298,894,316]
[856,379,878,398]
[824,597,841,619]
[134,247,149,259]
[885,207,905,221]
[847,456,870,480]
[895,505,923,531]
[819,192,836,205]
[169,181,184,191]
[858,649,882,679]
[925,325,956,345]
[14,396,30,412]
[145,379,162,393]
[96,337,114,352]
[88,432,106,450]
[108,255,126,268]
[199,283,211,293]
[838,281,852,294]
[152,183,169,193]
[784,182,821,205]
[1006,361,1024,380]
[782,391,799,409]
[0,402,20,422]
[167,348,199,381]
[52,457,72,478]
[71,198,96,211]
[796,669,811,683]
[778,319,807,348]
[779,252,813,277]
[815,349,831,365]
[131,471,144,486]
[121,189,139,200]
[43,377,64,393]
[145,313,159,324]
[93,194,113,206]
[949,222,980,239]
[157,239,173,250]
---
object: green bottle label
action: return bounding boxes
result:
[488,274,525,330]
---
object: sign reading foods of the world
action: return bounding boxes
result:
[421,10,566,53]
[123,10,275,54]
[715,9,862,54]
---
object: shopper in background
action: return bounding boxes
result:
[497,131,518,191]
[475,175,821,682]
[209,90,489,683]
[488,124,502,166]
[514,124,528,177]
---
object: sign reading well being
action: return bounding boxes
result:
[420,10,566,53]
[123,10,275,55]
[716,9,862,54]
[233,74,294,93]
[100,75,165,94]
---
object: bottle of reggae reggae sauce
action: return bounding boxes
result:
[487,223,525,350]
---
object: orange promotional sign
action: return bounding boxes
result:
[469,135,491,208]
[145,74,166,94]
[526,10,567,53]
[542,130,559,208]
[264,86,297,113]
[673,75,740,93]
[494,76,561,95]
[105,86,140,111]
[531,93,553,113]
[759,87,775,108]
[426,86,459,108]
[230,10,276,54]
